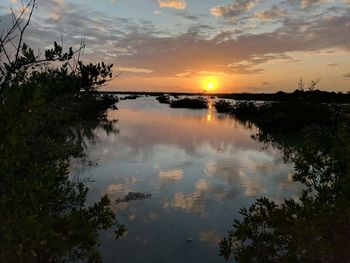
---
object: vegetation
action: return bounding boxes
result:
[156,94,171,104]
[170,97,208,109]
[219,99,350,262]
[100,89,350,104]
[213,100,234,113]
[214,100,342,133]
[216,89,350,103]
[120,94,139,100]
[0,1,125,262]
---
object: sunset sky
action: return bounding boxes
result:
[1,0,350,93]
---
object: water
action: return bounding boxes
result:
[82,96,301,263]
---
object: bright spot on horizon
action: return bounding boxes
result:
[202,76,219,92]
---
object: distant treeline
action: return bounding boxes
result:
[218,90,350,103]
[99,89,350,103]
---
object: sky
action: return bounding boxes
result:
[0,0,350,93]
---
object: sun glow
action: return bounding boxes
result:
[202,76,219,92]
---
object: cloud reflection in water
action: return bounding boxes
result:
[84,97,302,263]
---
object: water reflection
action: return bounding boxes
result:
[84,97,302,263]
[199,229,221,246]
[206,103,213,122]
[158,169,184,182]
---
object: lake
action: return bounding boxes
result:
[81,96,302,263]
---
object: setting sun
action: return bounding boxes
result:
[202,76,219,92]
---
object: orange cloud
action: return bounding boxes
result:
[211,0,258,18]
[158,0,186,9]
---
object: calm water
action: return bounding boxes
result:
[82,96,301,263]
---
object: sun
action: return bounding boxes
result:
[202,76,219,92]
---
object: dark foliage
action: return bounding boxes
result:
[120,94,139,100]
[0,3,125,262]
[99,89,350,105]
[214,100,234,113]
[217,90,350,103]
[170,97,208,109]
[156,94,171,104]
[219,101,350,263]
[219,100,342,133]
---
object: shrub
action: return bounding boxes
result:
[170,97,208,109]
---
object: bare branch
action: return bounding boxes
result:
[15,0,36,60]
[308,78,321,91]
[297,77,304,91]
[0,0,35,65]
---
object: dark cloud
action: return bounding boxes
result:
[112,11,350,76]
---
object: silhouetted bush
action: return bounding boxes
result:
[217,90,350,103]
[120,94,139,100]
[170,97,208,109]
[220,106,350,263]
[214,100,234,113]
[156,94,171,104]
[228,100,342,133]
[0,2,125,261]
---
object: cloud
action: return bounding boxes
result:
[55,0,64,6]
[158,0,186,10]
[254,5,287,21]
[343,72,350,78]
[167,9,199,20]
[117,67,153,74]
[284,0,328,9]
[112,10,350,76]
[2,0,349,79]
[211,0,258,18]
[175,72,191,77]
[199,230,221,246]
[168,192,203,213]
[226,53,280,74]
[158,169,184,181]
[165,179,237,214]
